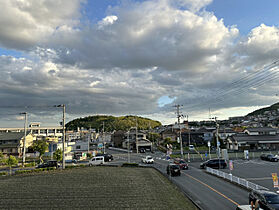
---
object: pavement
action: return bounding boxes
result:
[109,149,250,210]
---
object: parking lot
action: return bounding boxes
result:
[191,158,279,192]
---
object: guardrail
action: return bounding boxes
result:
[206,167,268,191]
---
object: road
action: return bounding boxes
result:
[109,149,249,210]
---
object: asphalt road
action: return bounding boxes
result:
[109,149,250,210]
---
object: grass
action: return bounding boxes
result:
[0,166,197,209]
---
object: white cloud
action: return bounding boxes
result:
[0,0,83,50]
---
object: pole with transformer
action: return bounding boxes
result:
[174,105,183,159]
[54,104,66,169]
[20,112,28,167]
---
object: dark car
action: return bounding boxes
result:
[37,160,60,169]
[96,153,113,162]
[174,159,189,170]
[249,189,279,210]
[260,154,278,162]
[200,159,227,169]
[167,164,181,176]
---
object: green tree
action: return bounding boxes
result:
[148,132,161,145]
[53,149,62,162]
[5,155,18,175]
[32,140,48,163]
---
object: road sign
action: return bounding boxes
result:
[98,143,103,148]
[217,141,220,147]
[229,160,233,171]
[207,141,211,147]
[272,173,278,188]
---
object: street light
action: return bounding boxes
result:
[54,104,66,169]
[20,112,27,167]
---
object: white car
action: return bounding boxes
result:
[88,156,105,166]
[142,156,154,164]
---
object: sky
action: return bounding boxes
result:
[1,0,279,127]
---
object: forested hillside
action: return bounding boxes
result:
[66,115,162,131]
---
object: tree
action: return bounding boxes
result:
[32,140,48,163]
[53,149,62,162]
[148,132,161,145]
[5,155,18,175]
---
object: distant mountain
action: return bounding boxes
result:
[66,115,162,131]
[246,102,279,116]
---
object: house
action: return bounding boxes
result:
[0,132,34,156]
[226,134,279,151]
[244,127,277,135]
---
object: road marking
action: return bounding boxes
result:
[154,161,240,206]
[182,172,240,206]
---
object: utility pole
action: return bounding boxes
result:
[187,115,190,162]
[211,116,220,168]
[127,130,130,163]
[135,118,138,153]
[54,104,66,169]
[174,105,183,158]
[20,112,27,167]
[103,122,105,153]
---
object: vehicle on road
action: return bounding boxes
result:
[200,158,227,169]
[88,156,105,166]
[174,158,188,170]
[260,154,278,162]
[96,153,113,162]
[166,164,181,176]
[235,205,263,210]
[142,156,154,164]
[37,160,60,169]
[249,189,279,210]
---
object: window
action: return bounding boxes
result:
[76,145,81,149]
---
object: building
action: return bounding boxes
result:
[0,122,63,139]
[0,132,34,156]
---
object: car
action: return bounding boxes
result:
[260,154,278,162]
[88,156,105,166]
[139,148,146,153]
[166,164,181,176]
[200,158,227,169]
[96,153,113,162]
[249,189,279,210]
[37,160,60,169]
[142,156,154,164]
[174,158,188,170]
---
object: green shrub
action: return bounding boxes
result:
[0,171,8,176]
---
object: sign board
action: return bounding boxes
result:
[272,173,278,188]
[98,143,103,148]
[244,150,249,160]
[207,141,211,147]
[177,137,180,143]
[217,141,220,147]
[229,160,233,171]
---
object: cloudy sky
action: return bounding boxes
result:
[1,0,279,127]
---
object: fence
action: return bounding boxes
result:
[206,167,268,191]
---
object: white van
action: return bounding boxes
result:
[88,156,105,166]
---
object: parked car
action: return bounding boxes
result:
[166,164,181,176]
[142,156,154,164]
[249,189,279,210]
[88,156,105,166]
[174,158,188,170]
[37,160,60,169]
[260,154,278,162]
[139,148,146,153]
[96,153,113,162]
[200,159,227,169]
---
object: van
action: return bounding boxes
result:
[88,156,105,166]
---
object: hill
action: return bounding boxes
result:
[66,115,162,131]
[246,102,279,116]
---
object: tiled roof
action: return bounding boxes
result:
[229,134,279,143]
[0,132,30,141]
